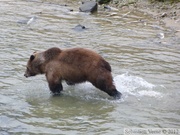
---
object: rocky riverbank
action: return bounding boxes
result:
[111,0,180,37]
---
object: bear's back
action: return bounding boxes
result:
[59,48,111,72]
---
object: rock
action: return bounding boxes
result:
[157,33,164,39]
[98,0,111,5]
[73,24,87,31]
[104,5,118,11]
[79,1,97,13]
[27,16,36,25]
[17,16,36,25]
[161,12,167,18]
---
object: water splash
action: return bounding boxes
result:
[114,73,163,98]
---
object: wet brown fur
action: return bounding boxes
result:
[24,47,121,99]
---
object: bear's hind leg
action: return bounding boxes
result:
[106,87,122,99]
[92,73,122,99]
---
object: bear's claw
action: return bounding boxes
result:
[109,90,122,99]
[113,91,122,99]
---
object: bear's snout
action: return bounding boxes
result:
[24,73,28,78]
[24,73,29,78]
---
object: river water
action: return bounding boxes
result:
[0,0,180,135]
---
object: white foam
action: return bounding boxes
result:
[138,90,162,98]
[114,73,163,98]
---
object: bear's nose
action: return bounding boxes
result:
[24,73,28,78]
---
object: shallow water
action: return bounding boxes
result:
[0,0,180,134]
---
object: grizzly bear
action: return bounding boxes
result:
[24,47,122,99]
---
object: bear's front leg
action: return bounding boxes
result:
[48,82,63,95]
[46,72,63,95]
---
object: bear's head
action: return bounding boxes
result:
[24,52,45,78]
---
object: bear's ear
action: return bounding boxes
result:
[30,55,35,61]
